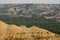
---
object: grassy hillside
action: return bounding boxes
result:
[0,15,60,34]
[0,21,60,40]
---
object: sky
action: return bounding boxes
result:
[0,0,60,4]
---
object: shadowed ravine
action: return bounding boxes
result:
[0,21,60,40]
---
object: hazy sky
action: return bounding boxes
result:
[0,0,60,4]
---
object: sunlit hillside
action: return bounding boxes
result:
[0,21,60,40]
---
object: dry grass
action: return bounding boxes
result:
[0,21,60,40]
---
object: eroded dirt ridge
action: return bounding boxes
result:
[0,21,60,40]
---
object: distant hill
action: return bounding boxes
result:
[0,4,60,22]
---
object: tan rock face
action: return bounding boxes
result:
[0,4,4,8]
[0,21,60,40]
[7,7,16,13]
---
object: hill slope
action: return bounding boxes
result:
[0,21,60,40]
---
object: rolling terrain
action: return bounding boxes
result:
[0,4,60,34]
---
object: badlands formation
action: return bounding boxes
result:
[0,21,60,40]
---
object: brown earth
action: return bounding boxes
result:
[0,21,60,40]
